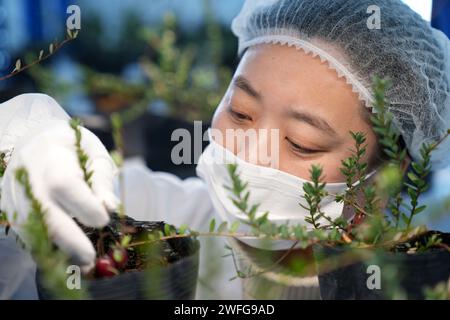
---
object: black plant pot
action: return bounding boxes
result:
[86,247,199,300]
[313,232,450,300]
[37,240,199,300]
[37,218,200,300]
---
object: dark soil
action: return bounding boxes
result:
[391,231,450,253]
[78,213,198,278]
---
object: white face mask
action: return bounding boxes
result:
[196,132,371,250]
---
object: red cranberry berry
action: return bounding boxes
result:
[95,256,119,278]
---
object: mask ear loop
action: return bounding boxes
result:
[348,169,377,189]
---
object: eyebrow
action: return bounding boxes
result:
[233,75,337,137]
[288,109,338,136]
[233,75,262,100]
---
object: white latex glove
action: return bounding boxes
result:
[0,95,119,272]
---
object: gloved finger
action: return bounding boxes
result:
[93,187,119,213]
[43,202,97,270]
[40,146,110,228]
[88,156,120,213]
[50,175,110,228]
[79,128,120,213]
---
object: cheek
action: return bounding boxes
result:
[319,154,350,182]
[278,151,347,182]
[211,104,231,133]
[317,134,379,183]
[277,132,379,183]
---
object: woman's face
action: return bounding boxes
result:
[212,44,379,182]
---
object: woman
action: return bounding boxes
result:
[1,0,449,299]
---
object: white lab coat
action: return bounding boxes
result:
[0,94,242,299]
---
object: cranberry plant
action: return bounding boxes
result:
[302,77,450,246]
[3,72,448,297]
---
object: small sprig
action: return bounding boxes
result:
[404,132,449,228]
[302,165,350,233]
[414,233,444,253]
[110,113,124,167]
[225,163,266,231]
[370,77,406,228]
[110,113,126,217]
[341,132,368,187]
[16,168,45,219]
[370,77,407,166]
[337,131,371,228]
[370,77,450,230]
[0,29,78,81]
[301,165,328,229]
[70,118,93,188]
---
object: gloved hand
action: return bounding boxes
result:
[0,96,119,272]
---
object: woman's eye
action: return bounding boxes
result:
[228,107,252,122]
[286,137,320,155]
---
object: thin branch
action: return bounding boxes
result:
[0,31,78,81]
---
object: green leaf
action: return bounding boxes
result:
[217,221,228,233]
[407,188,417,200]
[294,226,305,239]
[231,199,246,212]
[230,221,240,233]
[414,205,427,215]
[164,224,171,236]
[85,170,93,181]
[66,29,79,39]
[110,150,123,167]
[13,59,21,72]
[279,224,290,238]
[209,218,216,233]
[120,235,132,247]
[247,205,258,221]
[403,182,418,191]
[303,183,314,194]
[255,212,269,225]
[179,224,188,234]
[407,171,420,183]
[411,162,423,174]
